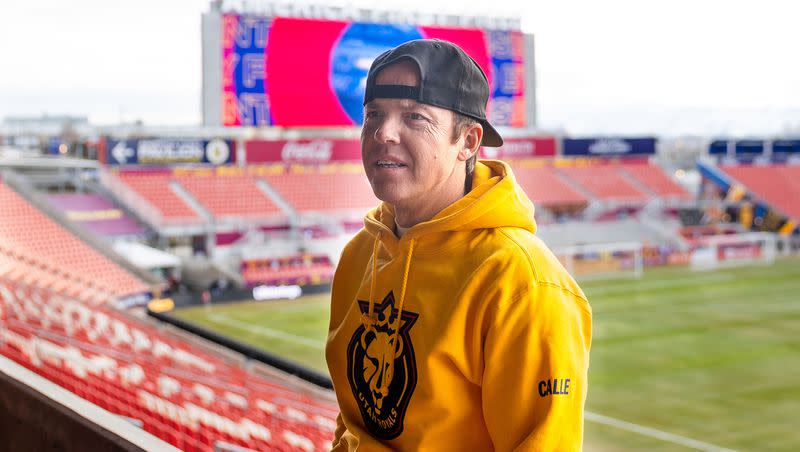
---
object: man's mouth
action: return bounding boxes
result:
[375,159,407,169]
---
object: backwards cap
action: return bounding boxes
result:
[364,39,503,147]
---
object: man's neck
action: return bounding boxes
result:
[392,169,473,235]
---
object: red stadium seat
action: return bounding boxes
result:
[721,164,800,220]
[176,172,285,221]
[264,170,378,215]
[0,182,149,299]
[512,166,589,207]
[0,277,338,450]
[116,171,202,223]
[619,163,690,199]
[557,165,649,203]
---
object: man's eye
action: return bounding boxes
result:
[365,111,381,120]
[407,113,426,121]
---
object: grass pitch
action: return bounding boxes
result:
[175,258,800,451]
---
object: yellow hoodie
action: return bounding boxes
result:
[326,160,592,451]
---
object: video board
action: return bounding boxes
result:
[221,15,526,128]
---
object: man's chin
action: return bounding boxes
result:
[371,189,409,209]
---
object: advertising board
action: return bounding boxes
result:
[222,15,526,128]
[562,137,656,157]
[106,139,235,165]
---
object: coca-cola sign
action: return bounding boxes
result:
[281,140,334,162]
[246,139,362,163]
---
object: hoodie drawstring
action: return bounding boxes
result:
[361,232,416,360]
[363,231,382,332]
[393,238,415,353]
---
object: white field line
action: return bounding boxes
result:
[585,411,737,452]
[207,313,324,349]
[584,273,736,296]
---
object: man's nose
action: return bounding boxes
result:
[374,117,401,144]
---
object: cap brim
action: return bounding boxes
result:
[480,120,503,147]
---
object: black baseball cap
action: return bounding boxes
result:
[363,39,504,147]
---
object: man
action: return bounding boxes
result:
[325,39,592,451]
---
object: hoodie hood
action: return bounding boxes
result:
[364,160,537,249]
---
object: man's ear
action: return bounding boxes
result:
[458,123,484,162]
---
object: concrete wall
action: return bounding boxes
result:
[0,355,178,452]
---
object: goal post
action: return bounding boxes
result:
[690,232,777,270]
[554,242,644,279]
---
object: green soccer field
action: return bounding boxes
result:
[174,258,800,451]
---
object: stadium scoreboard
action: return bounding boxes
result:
[201,1,536,130]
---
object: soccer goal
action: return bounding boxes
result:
[555,242,644,279]
[690,232,777,270]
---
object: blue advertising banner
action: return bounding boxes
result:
[735,140,764,155]
[773,140,800,154]
[708,140,730,155]
[708,139,800,157]
[106,139,235,166]
[562,137,657,156]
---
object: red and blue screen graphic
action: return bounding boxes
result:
[222,15,526,128]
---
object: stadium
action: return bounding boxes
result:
[1,1,799,451]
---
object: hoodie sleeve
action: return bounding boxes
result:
[481,282,592,451]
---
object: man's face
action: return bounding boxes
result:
[361,60,465,215]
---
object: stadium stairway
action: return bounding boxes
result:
[167,180,215,224]
[255,179,298,220]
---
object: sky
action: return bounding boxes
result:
[0,0,798,136]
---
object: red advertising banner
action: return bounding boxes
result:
[479,137,557,159]
[247,136,556,164]
[246,139,362,163]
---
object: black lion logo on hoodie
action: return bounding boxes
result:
[346,291,419,439]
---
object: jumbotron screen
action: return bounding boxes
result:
[222,15,526,128]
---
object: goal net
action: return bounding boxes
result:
[690,232,777,270]
[554,242,644,279]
